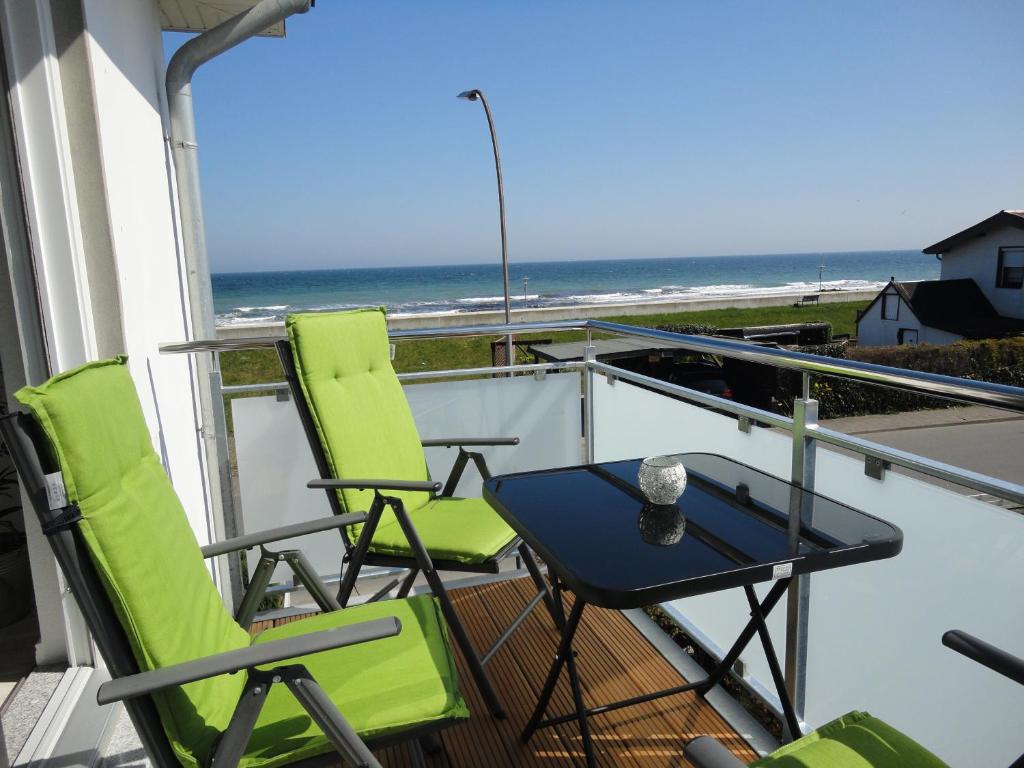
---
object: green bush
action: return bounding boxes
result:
[655,322,720,337]
[776,338,1024,418]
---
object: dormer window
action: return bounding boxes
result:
[882,290,900,320]
[997,247,1024,289]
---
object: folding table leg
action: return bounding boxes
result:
[521,598,586,743]
[744,584,802,739]
[695,578,791,697]
[519,542,559,623]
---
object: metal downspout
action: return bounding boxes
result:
[165,0,312,604]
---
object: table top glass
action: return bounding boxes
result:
[483,453,903,609]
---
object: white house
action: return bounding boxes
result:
[857,211,1024,346]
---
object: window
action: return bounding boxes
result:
[881,290,900,320]
[898,328,918,345]
[997,247,1024,289]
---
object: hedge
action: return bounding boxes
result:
[777,337,1024,418]
[653,322,1024,419]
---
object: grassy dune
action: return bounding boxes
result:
[219,300,867,389]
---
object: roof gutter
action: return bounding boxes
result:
[164,0,312,604]
[166,0,312,338]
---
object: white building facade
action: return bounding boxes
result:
[855,282,962,347]
[857,211,1024,346]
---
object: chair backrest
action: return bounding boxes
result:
[12,357,249,768]
[0,411,180,768]
[283,309,433,521]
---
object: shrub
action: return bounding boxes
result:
[776,337,1024,418]
[656,323,719,337]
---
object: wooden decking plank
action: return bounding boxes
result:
[442,583,533,768]
[249,576,758,766]
[588,601,758,762]
[497,579,692,767]
[476,577,613,765]
[452,579,584,766]
[480,577,652,766]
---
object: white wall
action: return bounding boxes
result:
[80,0,213,544]
[856,289,960,347]
[939,224,1024,319]
[232,374,584,581]
[856,289,962,347]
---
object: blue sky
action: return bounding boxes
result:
[165,1,1024,273]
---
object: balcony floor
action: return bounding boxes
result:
[255,576,758,767]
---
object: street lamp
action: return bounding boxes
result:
[458,88,513,365]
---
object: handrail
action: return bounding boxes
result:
[589,320,1024,413]
[160,317,1024,413]
[590,360,1024,505]
[158,319,589,353]
[219,361,581,395]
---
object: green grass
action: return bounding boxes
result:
[219,300,868,388]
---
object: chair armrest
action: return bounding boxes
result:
[96,616,401,705]
[421,437,520,448]
[942,630,1024,687]
[308,478,442,493]
[683,736,748,768]
[201,513,367,558]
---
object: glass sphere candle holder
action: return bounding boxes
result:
[638,503,686,546]
[637,455,687,505]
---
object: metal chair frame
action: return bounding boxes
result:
[0,412,462,768]
[276,340,558,718]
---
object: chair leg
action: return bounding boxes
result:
[285,666,381,768]
[236,550,277,630]
[338,500,386,607]
[212,672,272,767]
[396,568,419,598]
[286,550,342,613]
[431,577,506,719]
[384,494,507,719]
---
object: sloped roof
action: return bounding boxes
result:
[158,1,287,37]
[922,210,1024,255]
[892,278,1024,339]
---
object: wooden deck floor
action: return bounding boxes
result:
[255,577,757,767]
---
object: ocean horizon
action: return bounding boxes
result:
[212,249,939,326]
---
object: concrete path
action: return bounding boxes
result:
[821,406,1023,508]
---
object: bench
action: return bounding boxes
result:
[795,294,819,307]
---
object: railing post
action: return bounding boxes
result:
[784,372,817,735]
[583,342,596,463]
[209,362,244,609]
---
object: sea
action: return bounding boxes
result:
[212,250,938,327]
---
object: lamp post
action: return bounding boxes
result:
[458,88,513,365]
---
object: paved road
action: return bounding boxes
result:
[821,406,1023,508]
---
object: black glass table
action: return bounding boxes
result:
[483,453,902,767]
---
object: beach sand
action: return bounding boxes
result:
[215,288,877,339]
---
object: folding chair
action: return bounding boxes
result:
[2,356,469,768]
[276,307,557,718]
[683,631,1024,767]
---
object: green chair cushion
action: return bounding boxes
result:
[286,308,519,563]
[16,357,250,768]
[286,308,432,527]
[244,595,469,768]
[751,711,948,768]
[368,496,519,565]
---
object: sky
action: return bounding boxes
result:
[164,1,1024,273]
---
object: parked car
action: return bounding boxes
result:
[666,353,733,399]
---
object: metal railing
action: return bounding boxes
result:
[161,316,1024,734]
[161,317,1024,413]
